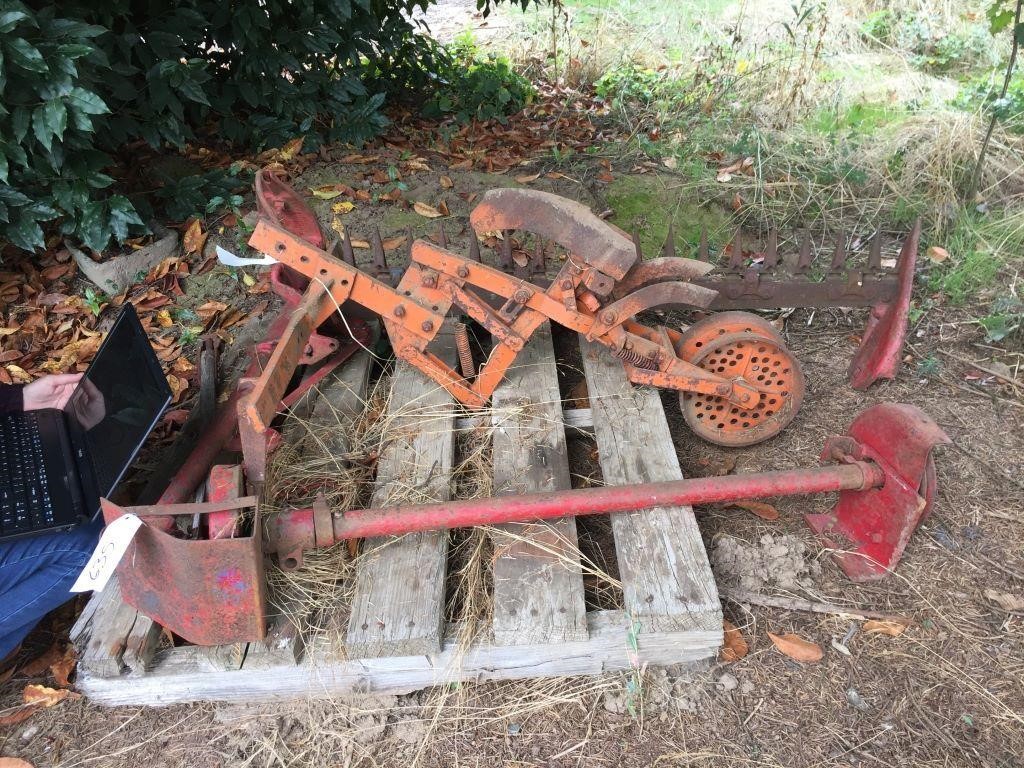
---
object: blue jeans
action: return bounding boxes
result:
[0,521,102,658]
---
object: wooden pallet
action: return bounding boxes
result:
[71,330,722,706]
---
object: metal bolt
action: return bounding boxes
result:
[600,310,617,325]
[393,305,406,318]
[457,265,469,279]
[421,320,434,332]
[514,288,531,303]
[716,383,731,395]
[422,274,437,288]
[561,279,573,290]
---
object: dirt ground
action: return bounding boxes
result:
[2,142,1024,766]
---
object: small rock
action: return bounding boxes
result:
[739,680,755,695]
[20,724,40,741]
[717,672,739,692]
[507,723,521,736]
[846,688,870,711]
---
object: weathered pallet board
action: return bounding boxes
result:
[490,323,588,646]
[252,350,374,666]
[73,333,723,706]
[77,609,720,706]
[579,337,722,636]
[344,329,459,658]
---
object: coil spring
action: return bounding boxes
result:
[455,323,476,379]
[615,345,660,369]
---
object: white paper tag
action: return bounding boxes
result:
[70,513,145,593]
[216,245,278,267]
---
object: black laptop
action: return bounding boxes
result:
[0,304,172,541]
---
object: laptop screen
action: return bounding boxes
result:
[64,304,172,509]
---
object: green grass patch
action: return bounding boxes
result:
[927,210,1024,304]
[604,174,730,257]
[809,102,907,136]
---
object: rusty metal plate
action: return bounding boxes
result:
[102,498,267,646]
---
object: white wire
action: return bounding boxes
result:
[310,275,388,362]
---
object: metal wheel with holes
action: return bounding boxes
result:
[680,330,805,447]
[674,311,784,362]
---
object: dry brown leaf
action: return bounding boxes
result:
[863,619,909,636]
[277,136,304,161]
[596,170,614,183]
[731,192,743,211]
[984,588,1024,612]
[413,201,444,218]
[438,200,450,216]
[155,309,173,328]
[567,379,589,409]
[5,365,32,384]
[515,172,541,184]
[0,705,41,727]
[50,646,76,688]
[729,500,779,521]
[0,757,37,768]
[926,246,949,263]
[381,235,408,251]
[767,631,823,663]
[720,619,749,662]
[439,175,454,189]
[196,300,228,320]
[23,684,78,708]
[182,219,207,256]
[19,645,62,677]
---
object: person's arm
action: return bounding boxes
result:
[0,383,25,413]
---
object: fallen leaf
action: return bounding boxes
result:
[984,589,1024,612]
[926,246,949,263]
[662,157,678,170]
[767,631,823,663]
[863,619,909,636]
[23,684,78,708]
[381,235,408,251]
[0,705,41,727]
[19,645,62,677]
[241,272,256,288]
[515,172,541,184]
[166,374,189,403]
[439,175,454,189]
[0,327,18,337]
[438,200,450,216]
[310,185,345,200]
[196,300,228,321]
[183,219,207,256]
[716,170,733,183]
[50,646,76,687]
[729,500,779,521]
[155,309,173,328]
[545,171,571,180]
[596,170,614,183]
[720,620,748,662]
[567,380,589,408]
[277,136,304,161]
[5,365,32,384]
[731,192,743,211]
[331,201,355,214]
[413,201,444,218]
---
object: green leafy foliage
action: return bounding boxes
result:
[0,0,535,255]
[860,8,998,74]
[980,294,1023,342]
[955,73,1024,130]
[422,37,534,124]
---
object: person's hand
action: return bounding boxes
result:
[22,373,84,411]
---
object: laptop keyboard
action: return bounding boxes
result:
[0,412,56,535]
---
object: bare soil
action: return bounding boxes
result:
[2,158,1023,768]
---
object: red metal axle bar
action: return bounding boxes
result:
[273,461,885,549]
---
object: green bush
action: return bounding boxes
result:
[422,36,534,123]
[955,73,1024,131]
[0,0,535,255]
[860,9,998,74]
